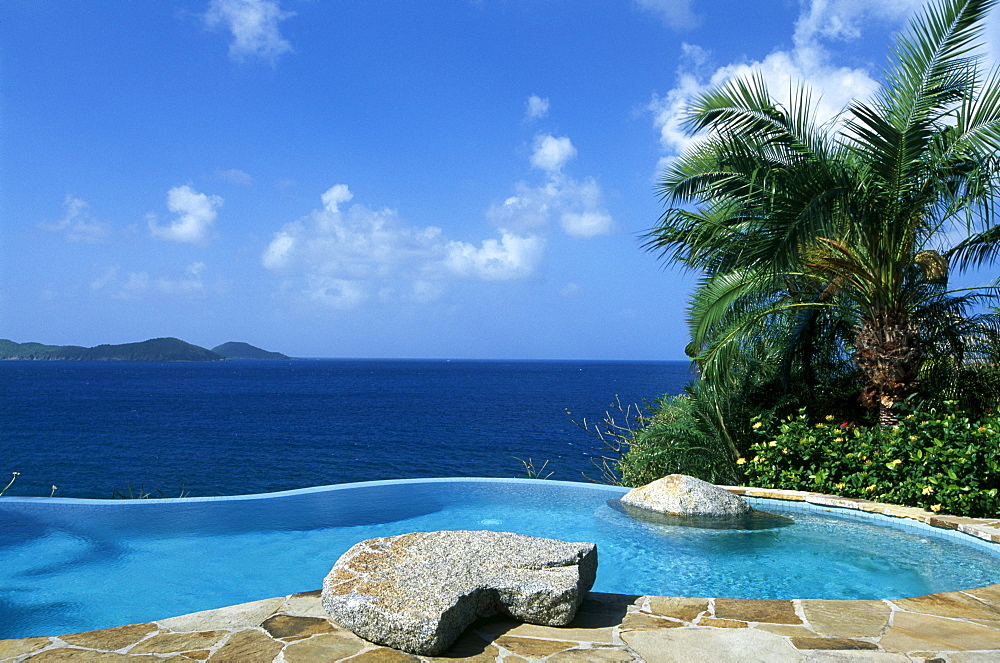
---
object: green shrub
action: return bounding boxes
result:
[572,391,740,486]
[742,402,1000,517]
[616,392,741,487]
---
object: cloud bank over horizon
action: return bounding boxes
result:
[260,183,546,309]
[260,119,614,309]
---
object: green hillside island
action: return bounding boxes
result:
[211,342,291,360]
[0,338,290,361]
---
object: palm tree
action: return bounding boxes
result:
[645,0,1000,424]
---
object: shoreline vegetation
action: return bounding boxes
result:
[0,337,291,362]
[607,0,1000,520]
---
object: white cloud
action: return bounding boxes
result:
[634,0,699,30]
[526,95,550,120]
[530,134,577,172]
[519,133,613,238]
[261,185,544,308]
[487,170,614,239]
[559,281,581,297]
[90,266,119,292]
[647,1,932,159]
[444,232,545,281]
[205,0,293,63]
[306,276,365,309]
[986,6,1000,69]
[793,0,923,44]
[215,168,253,185]
[40,195,108,243]
[148,185,223,245]
[114,263,209,300]
[261,229,297,270]
[320,184,353,212]
[560,210,614,239]
[791,0,995,74]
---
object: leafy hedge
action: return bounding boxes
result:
[742,402,1000,517]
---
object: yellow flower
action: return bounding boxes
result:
[921,486,934,495]
[834,437,844,443]
[865,484,877,492]
[891,458,902,466]
[781,448,789,454]
[815,422,826,428]
[736,457,747,465]
[769,440,778,448]
[910,435,918,441]
[835,482,846,490]
[978,426,988,433]
[752,421,763,429]
[825,414,835,421]
[930,504,942,512]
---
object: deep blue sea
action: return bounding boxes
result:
[0,359,693,498]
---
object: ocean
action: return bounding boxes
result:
[0,359,693,498]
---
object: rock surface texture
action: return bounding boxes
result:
[320,530,598,655]
[620,474,752,517]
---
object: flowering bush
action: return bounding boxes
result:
[741,402,1000,517]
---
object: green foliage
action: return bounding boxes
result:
[616,392,740,487]
[643,0,1000,421]
[743,402,1000,517]
[211,342,290,360]
[923,360,1000,417]
[0,337,224,361]
[572,388,745,487]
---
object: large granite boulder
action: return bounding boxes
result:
[321,530,597,656]
[620,474,751,517]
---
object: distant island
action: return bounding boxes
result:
[211,341,291,360]
[0,337,291,361]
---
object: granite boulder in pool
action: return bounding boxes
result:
[621,473,751,517]
[320,530,598,655]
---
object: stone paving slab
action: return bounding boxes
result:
[4,584,1000,662]
[2,491,999,661]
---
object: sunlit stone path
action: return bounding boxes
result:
[3,585,1000,661]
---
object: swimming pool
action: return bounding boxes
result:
[1,478,999,639]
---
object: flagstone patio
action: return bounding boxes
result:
[4,584,1000,662]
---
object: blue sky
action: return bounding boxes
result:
[3,0,998,359]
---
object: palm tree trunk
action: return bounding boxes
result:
[855,311,922,426]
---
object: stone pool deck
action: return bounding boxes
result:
[3,488,1000,662]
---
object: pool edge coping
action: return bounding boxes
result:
[722,484,1000,545]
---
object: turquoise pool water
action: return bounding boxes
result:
[2,478,999,639]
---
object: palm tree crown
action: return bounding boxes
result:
[646,0,1000,424]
